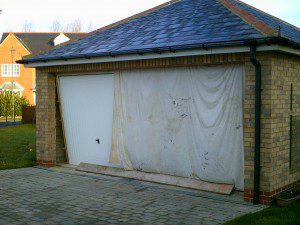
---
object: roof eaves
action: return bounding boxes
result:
[18,36,300,64]
[218,0,279,37]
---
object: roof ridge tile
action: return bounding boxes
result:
[218,0,279,37]
[234,0,300,31]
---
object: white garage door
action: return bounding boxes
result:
[58,74,116,166]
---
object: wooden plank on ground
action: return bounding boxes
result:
[76,163,234,195]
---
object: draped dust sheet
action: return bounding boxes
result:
[109,65,244,190]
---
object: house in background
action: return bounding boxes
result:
[0,32,84,105]
[19,0,299,205]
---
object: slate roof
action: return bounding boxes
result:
[0,32,85,53]
[233,0,300,43]
[19,0,300,63]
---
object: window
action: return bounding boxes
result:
[1,64,20,77]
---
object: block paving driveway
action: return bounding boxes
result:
[0,167,264,225]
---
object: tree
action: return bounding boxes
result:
[5,28,14,32]
[14,94,30,116]
[50,19,62,32]
[64,18,82,32]
[0,92,12,121]
[85,22,94,32]
[22,20,34,32]
[0,92,30,120]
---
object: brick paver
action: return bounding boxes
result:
[0,167,264,225]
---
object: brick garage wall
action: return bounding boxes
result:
[35,52,299,204]
[36,70,66,166]
[244,52,300,204]
[244,52,273,204]
[268,53,300,196]
[270,53,300,186]
[35,71,56,167]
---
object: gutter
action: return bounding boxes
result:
[250,45,261,205]
[21,46,251,68]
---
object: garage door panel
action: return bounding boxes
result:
[58,74,115,166]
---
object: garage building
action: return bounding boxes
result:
[19,0,300,205]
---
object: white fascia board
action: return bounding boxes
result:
[24,45,300,68]
[257,44,300,56]
[23,46,249,68]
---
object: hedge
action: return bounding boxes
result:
[0,92,30,117]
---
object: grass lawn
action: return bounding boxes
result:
[224,201,300,225]
[0,124,36,170]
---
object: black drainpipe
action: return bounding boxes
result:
[250,45,261,205]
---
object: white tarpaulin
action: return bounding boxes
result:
[110,65,244,190]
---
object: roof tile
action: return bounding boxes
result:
[20,0,299,63]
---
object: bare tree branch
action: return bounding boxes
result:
[22,20,34,32]
[48,19,93,33]
[64,18,82,32]
[85,22,94,32]
[50,19,62,32]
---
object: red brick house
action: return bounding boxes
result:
[0,32,84,105]
[19,0,299,205]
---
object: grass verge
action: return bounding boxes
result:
[224,201,300,225]
[0,124,36,170]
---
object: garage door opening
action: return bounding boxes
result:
[58,65,244,191]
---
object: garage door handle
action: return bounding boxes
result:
[96,139,100,144]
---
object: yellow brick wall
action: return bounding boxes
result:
[35,70,58,166]
[244,52,300,204]
[269,53,300,190]
[243,52,275,203]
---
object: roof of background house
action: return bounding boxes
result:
[19,0,300,63]
[0,32,85,54]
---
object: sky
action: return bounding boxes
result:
[0,0,299,33]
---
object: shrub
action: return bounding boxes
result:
[0,91,30,117]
